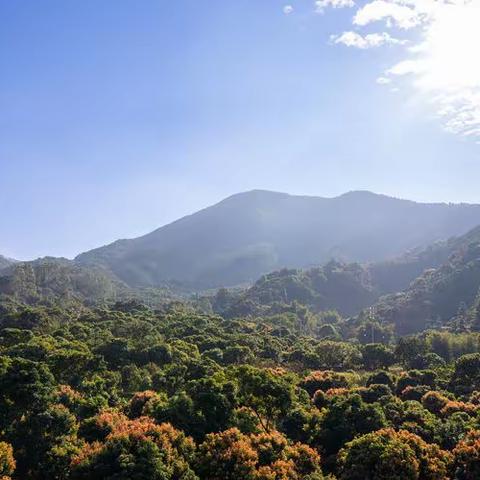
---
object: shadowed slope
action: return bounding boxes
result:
[76,190,480,289]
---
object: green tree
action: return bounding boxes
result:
[395,336,427,368]
[72,420,197,480]
[12,403,80,479]
[299,371,350,397]
[451,353,480,394]
[236,366,295,432]
[453,429,480,479]
[362,344,395,370]
[195,428,323,480]
[313,341,361,370]
[338,428,451,480]
[317,394,387,454]
[0,356,55,430]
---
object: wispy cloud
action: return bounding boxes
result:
[353,0,424,29]
[283,5,294,15]
[322,0,480,141]
[315,0,355,14]
[331,31,406,49]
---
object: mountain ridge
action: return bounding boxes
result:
[372,225,480,334]
[75,190,480,289]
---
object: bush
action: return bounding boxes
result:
[453,430,480,480]
[338,428,451,480]
[195,428,323,480]
[300,371,350,397]
[421,391,449,415]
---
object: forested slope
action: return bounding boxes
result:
[2,226,480,478]
[76,190,480,288]
[0,258,128,305]
[374,228,480,334]
[206,226,480,337]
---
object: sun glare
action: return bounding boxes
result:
[415,2,480,93]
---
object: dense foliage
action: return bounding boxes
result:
[0,259,176,308]
[1,294,480,479]
[1,221,480,478]
[374,237,480,334]
[4,224,480,342]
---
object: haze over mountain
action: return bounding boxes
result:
[76,190,480,289]
[0,255,16,271]
[373,225,480,334]
[209,223,480,333]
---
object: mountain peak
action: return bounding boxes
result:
[76,190,480,289]
[338,190,384,198]
[219,189,291,204]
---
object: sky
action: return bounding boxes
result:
[1,0,479,260]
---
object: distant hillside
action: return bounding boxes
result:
[0,255,16,271]
[367,237,456,295]
[210,226,480,320]
[0,258,127,305]
[76,190,480,289]
[212,261,379,318]
[373,226,480,334]
[0,257,183,308]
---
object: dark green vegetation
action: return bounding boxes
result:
[2,295,480,479]
[3,192,480,479]
[0,258,177,307]
[1,222,480,479]
[373,226,480,334]
[207,224,480,336]
[76,190,480,288]
[0,259,125,305]
[3,222,480,337]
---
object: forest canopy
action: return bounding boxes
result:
[1,294,480,479]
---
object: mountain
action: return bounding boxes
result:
[206,225,480,336]
[210,232,470,319]
[212,261,379,318]
[0,257,183,307]
[0,255,16,271]
[76,190,480,289]
[373,226,480,334]
[0,258,128,305]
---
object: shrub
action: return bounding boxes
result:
[338,428,451,480]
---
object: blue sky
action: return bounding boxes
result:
[0,0,479,260]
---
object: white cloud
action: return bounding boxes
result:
[331,31,406,49]
[324,0,480,140]
[353,0,422,29]
[386,1,480,138]
[315,0,355,14]
[283,5,294,15]
[387,59,422,76]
